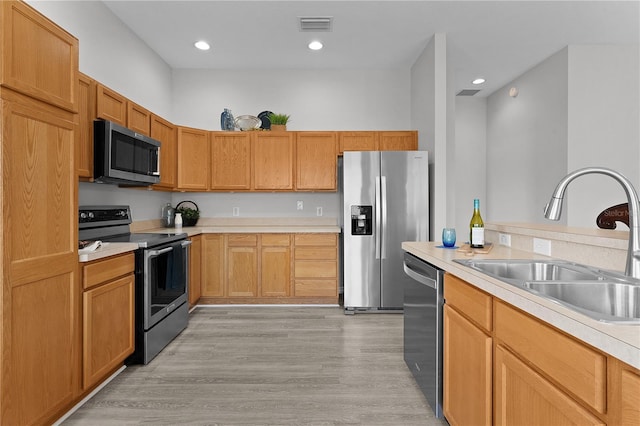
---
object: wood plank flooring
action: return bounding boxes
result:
[62,307,448,425]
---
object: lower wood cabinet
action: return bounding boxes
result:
[188,235,202,306]
[293,234,338,297]
[201,234,225,297]
[261,234,291,297]
[227,234,259,297]
[81,253,135,390]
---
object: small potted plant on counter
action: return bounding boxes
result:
[175,201,200,226]
[268,113,290,131]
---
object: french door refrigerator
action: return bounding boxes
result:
[342,151,429,313]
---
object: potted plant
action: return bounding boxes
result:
[175,201,200,226]
[268,113,290,131]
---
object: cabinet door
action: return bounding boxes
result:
[494,344,604,426]
[201,234,225,297]
[189,235,202,305]
[210,132,251,190]
[296,132,337,191]
[443,305,492,426]
[378,131,417,151]
[127,101,151,136]
[151,114,177,190]
[2,95,79,425]
[96,83,127,125]
[261,234,291,297]
[620,367,640,426]
[227,235,258,297]
[177,126,209,190]
[83,274,134,390]
[253,132,294,190]
[338,131,378,154]
[77,72,96,178]
[0,1,79,112]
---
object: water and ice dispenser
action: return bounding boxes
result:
[350,205,372,235]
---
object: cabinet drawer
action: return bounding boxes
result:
[295,261,337,278]
[294,247,337,261]
[294,234,337,246]
[494,300,607,413]
[83,253,135,290]
[444,273,492,332]
[295,280,337,297]
[227,234,258,246]
[262,234,290,246]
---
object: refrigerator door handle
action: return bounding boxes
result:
[380,175,387,259]
[375,176,382,259]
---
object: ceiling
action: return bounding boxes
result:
[103,1,639,97]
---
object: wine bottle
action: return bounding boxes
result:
[469,198,485,248]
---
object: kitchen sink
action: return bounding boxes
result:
[453,258,640,323]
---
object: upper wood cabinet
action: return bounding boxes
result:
[253,132,295,190]
[127,101,151,136]
[151,114,177,190]
[210,132,252,190]
[296,132,337,191]
[77,72,96,179]
[0,1,79,112]
[96,83,127,126]
[177,126,209,190]
[379,131,418,151]
[339,131,378,154]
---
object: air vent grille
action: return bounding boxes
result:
[457,89,481,96]
[299,17,333,32]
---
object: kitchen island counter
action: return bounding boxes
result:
[402,241,640,369]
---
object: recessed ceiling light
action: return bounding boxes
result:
[194,40,210,51]
[308,41,323,51]
[472,78,486,85]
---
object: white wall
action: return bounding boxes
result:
[454,97,487,240]
[566,45,640,228]
[486,48,569,224]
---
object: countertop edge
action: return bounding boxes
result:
[402,241,640,370]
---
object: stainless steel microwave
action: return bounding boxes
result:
[94,119,160,186]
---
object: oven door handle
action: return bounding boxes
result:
[148,246,173,257]
[181,240,192,248]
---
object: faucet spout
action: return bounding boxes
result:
[544,167,640,279]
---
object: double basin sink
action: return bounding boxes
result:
[453,258,640,324]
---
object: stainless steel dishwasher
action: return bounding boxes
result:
[403,252,444,419]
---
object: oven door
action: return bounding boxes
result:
[143,240,191,330]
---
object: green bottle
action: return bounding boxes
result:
[470,198,485,248]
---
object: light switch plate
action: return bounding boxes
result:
[533,238,551,256]
[232,207,240,217]
[316,207,323,216]
[297,201,304,210]
[498,233,511,247]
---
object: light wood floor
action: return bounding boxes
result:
[63,306,448,425]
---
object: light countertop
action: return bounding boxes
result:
[402,241,640,369]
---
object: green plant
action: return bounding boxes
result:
[177,206,199,220]
[268,113,290,125]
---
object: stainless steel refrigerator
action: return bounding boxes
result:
[341,151,429,312]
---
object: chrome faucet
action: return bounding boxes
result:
[544,167,640,279]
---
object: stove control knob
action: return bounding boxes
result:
[117,210,127,217]
[80,212,88,220]
[88,212,95,219]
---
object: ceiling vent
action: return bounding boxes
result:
[299,17,333,32]
[457,89,481,96]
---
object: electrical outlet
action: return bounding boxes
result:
[232,207,239,217]
[498,233,511,247]
[297,201,304,210]
[533,238,551,256]
[316,207,323,216]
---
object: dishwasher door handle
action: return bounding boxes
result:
[403,262,437,290]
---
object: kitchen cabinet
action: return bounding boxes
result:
[127,100,151,136]
[151,114,178,190]
[201,234,225,297]
[296,132,337,191]
[261,234,291,297]
[188,235,202,306]
[0,0,78,112]
[1,3,79,421]
[77,72,96,179]
[293,234,338,298]
[617,363,640,425]
[210,131,252,190]
[443,274,492,426]
[177,126,210,190]
[227,234,258,297]
[81,253,135,390]
[96,83,127,126]
[378,131,418,150]
[339,131,378,154]
[253,132,295,190]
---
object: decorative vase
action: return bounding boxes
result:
[271,124,287,132]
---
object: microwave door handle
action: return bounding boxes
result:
[152,146,160,176]
[148,246,173,257]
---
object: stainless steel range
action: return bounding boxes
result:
[79,205,190,364]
